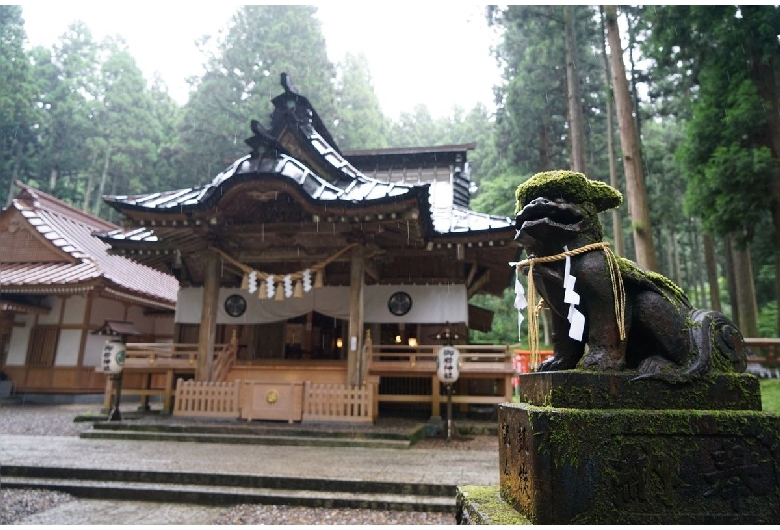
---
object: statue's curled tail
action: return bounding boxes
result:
[636,310,749,383]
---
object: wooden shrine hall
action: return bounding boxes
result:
[94,74,521,423]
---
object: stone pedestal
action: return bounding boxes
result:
[476,372,780,524]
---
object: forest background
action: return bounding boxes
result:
[2,5,779,344]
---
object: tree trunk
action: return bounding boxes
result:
[605,5,658,271]
[5,140,23,208]
[564,5,586,174]
[625,11,643,146]
[82,149,99,212]
[673,232,682,287]
[92,144,112,217]
[48,142,63,192]
[539,119,551,171]
[746,11,780,332]
[724,236,740,325]
[666,229,675,283]
[690,223,707,308]
[731,239,759,337]
[703,233,721,312]
[688,227,700,307]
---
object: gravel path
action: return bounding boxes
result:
[0,402,493,524]
[0,489,77,525]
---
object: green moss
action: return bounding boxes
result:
[503,402,780,523]
[515,170,623,214]
[616,255,690,308]
[457,485,531,525]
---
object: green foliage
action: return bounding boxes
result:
[332,52,389,150]
[0,5,38,206]
[177,5,337,186]
[469,288,524,346]
[647,6,780,246]
[488,5,608,179]
[760,379,780,413]
[471,171,527,219]
[757,301,778,338]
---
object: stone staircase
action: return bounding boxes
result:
[1,466,455,513]
[78,418,428,449]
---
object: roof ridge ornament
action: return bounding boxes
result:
[245,119,284,159]
[280,72,297,94]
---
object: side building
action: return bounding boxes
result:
[0,183,178,397]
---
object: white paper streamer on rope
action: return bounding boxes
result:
[247,271,258,294]
[510,262,527,342]
[563,247,585,341]
[266,274,276,299]
[283,274,293,298]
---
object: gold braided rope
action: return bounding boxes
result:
[210,243,359,283]
[517,242,626,368]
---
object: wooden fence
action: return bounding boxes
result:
[173,379,241,418]
[302,382,376,423]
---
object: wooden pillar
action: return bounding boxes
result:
[431,373,441,417]
[196,249,219,381]
[347,245,365,387]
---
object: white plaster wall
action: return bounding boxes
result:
[175,284,468,325]
[83,333,109,367]
[53,329,82,366]
[6,313,33,365]
[90,297,125,326]
[37,296,62,325]
[62,295,87,325]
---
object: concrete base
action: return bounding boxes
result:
[457,372,780,524]
[498,403,780,523]
[493,372,780,524]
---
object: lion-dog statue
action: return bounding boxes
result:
[514,170,748,382]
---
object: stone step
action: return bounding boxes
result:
[0,467,455,513]
[78,429,413,449]
[88,420,424,442]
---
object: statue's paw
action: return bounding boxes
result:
[537,355,578,372]
[581,348,625,372]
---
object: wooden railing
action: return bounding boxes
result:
[102,340,237,413]
[213,333,239,382]
[123,339,237,381]
[366,344,514,375]
[744,338,780,378]
[123,342,200,369]
[744,338,780,366]
[303,382,376,423]
[173,379,241,418]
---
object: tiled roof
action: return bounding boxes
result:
[99,75,513,242]
[104,153,417,214]
[1,183,178,309]
[432,205,514,234]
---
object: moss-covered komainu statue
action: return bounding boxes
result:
[514,170,748,382]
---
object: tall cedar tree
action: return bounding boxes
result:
[606,5,658,271]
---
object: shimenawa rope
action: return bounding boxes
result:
[516,242,626,368]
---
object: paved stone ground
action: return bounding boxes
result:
[0,402,498,524]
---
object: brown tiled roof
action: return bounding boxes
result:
[0,182,178,309]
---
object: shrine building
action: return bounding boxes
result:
[91,75,520,422]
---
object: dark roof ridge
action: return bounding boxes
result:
[342,143,477,157]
